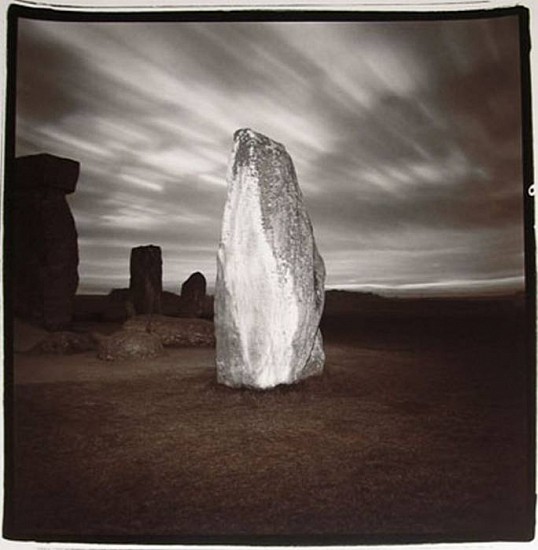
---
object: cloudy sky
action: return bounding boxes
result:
[15,13,525,295]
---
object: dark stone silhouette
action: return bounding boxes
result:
[101,288,183,321]
[129,245,162,315]
[179,272,207,318]
[202,295,215,320]
[73,295,108,322]
[13,153,80,330]
[161,291,182,316]
[102,288,135,322]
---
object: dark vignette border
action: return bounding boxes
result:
[2,4,535,545]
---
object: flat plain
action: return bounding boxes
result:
[5,294,534,543]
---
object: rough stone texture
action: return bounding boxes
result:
[32,332,96,355]
[215,129,325,389]
[179,272,207,318]
[95,330,163,361]
[124,315,215,347]
[13,154,80,330]
[129,245,162,315]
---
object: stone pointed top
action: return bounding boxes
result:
[233,128,285,150]
[231,129,289,178]
[181,271,206,291]
[216,129,325,389]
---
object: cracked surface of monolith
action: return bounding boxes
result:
[179,271,207,318]
[215,129,325,389]
[13,153,80,330]
[129,245,163,314]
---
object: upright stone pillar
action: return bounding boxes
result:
[129,245,162,314]
[215,129,325,389]
[179,271,206,318]
[13,153,80,330]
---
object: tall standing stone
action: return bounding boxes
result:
[129,245,162,314]
[179,271,207,318]
[12,153,80,330]
[215,129,325,389]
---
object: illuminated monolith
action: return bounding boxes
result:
[215,129,325,389]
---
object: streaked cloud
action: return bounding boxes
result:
[15,15,525,295]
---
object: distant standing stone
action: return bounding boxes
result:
[179,272,207,318]
[129,245,162,315]
[215,129,325,389]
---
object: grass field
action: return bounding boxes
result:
[5,295,534,543]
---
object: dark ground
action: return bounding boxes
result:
[4,294,535,543]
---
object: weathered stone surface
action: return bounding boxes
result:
[95,330,163,361]
[124,315,215,347]
[32,331,96,355]
[178,272,207,318]
[215,129,325,389]
[129,245,162,315]
[13,154,80,330]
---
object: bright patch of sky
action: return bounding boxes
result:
[15,16,525,295]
